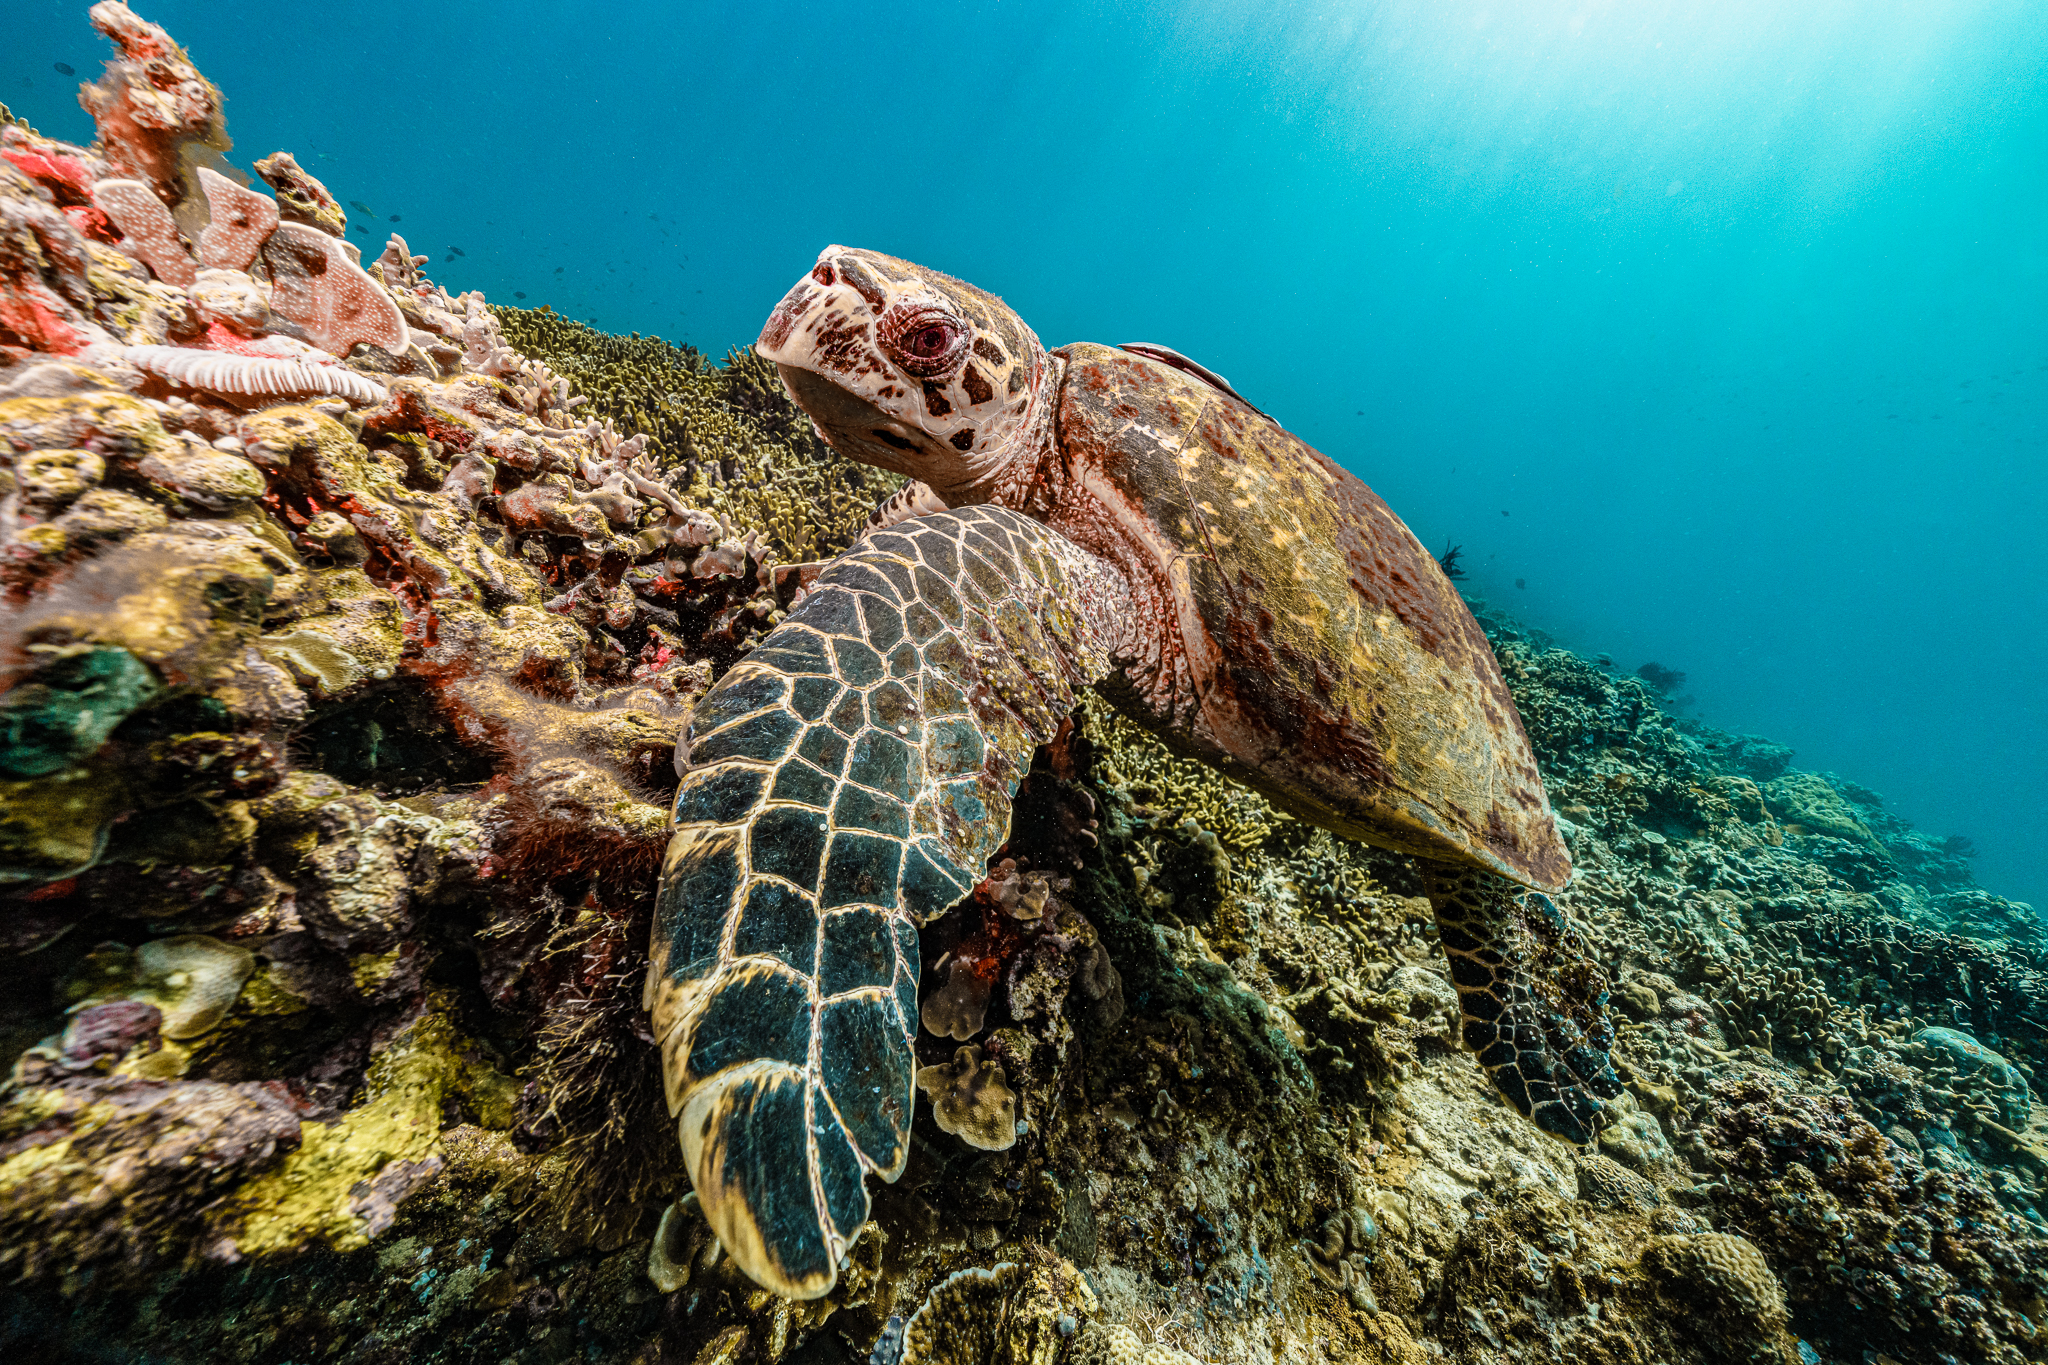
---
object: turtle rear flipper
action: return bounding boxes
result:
[1421,863,1623,1145]
[649,505,1126,1299]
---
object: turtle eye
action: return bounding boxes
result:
[904,324,954,358]
[880,308,967,377]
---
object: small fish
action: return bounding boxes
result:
[514,291,527,299]
[443,254,454,263]
[349,200,374,214]
[450,246,466,257]
[388,214,401,222]
[1500,510,1510,517]
[53,62,75,76]
[1515,579,1527,589]
[554,266,564,274]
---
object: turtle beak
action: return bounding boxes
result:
[755,245,874,370]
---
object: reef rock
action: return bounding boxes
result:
[3,11,2047,1365]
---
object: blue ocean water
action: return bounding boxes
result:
[11,0,2046,911]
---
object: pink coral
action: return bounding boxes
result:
[78,2,229,213]
[194,167,276,272]
[91,177,195,286]
[260,222,408,357]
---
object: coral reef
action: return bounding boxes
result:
[2,9,2046,1365]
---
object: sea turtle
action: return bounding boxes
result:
[646,247,1621,1298]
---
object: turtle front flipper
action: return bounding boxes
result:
[648,505,1127,1300]
[1420,862,1623,1145]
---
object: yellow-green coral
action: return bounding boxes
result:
[7,535,278,684]
[218,1004,514,1255]
[0,391,181,465]
[1084,706,1280,854]
[0,758,131,884]
[491,307,900,562]
[0,101,40,136]
[256,567,405,696]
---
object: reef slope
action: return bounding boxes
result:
[1,9,2044,1364]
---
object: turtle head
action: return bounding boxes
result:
[756,246,1049,502]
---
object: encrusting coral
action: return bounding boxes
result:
[1,8,2046,1365]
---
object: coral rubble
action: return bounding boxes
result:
[2,8,2045,1364]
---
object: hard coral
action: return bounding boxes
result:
[898,1259,1096,1365]
[1641,1232,1793,1361]
[65,933,256,1038]
[78,1,230,216]
[0,1072,302,1286]
[262,222,408,357]
[251,151,344,238]
[1702,1071,2048,1365]
[493,305,901,564]
[917,1044,1020,1151]
[123,342,387,406]
[9,12,2048,1365]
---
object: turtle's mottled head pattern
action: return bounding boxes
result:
[756,246,1050,502]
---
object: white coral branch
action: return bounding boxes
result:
[121,345,389,407]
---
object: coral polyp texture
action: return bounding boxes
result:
[1,8,2044,1365]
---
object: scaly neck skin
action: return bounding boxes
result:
[925,354,1067,512]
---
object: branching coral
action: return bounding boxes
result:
[5,13,2047,1365]
[492,305,900,563]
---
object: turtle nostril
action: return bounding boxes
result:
[812,262,837,286]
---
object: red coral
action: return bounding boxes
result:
[1,151,97,206]
[0,279,88,357]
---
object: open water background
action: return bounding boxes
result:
[11,0,2046,911]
